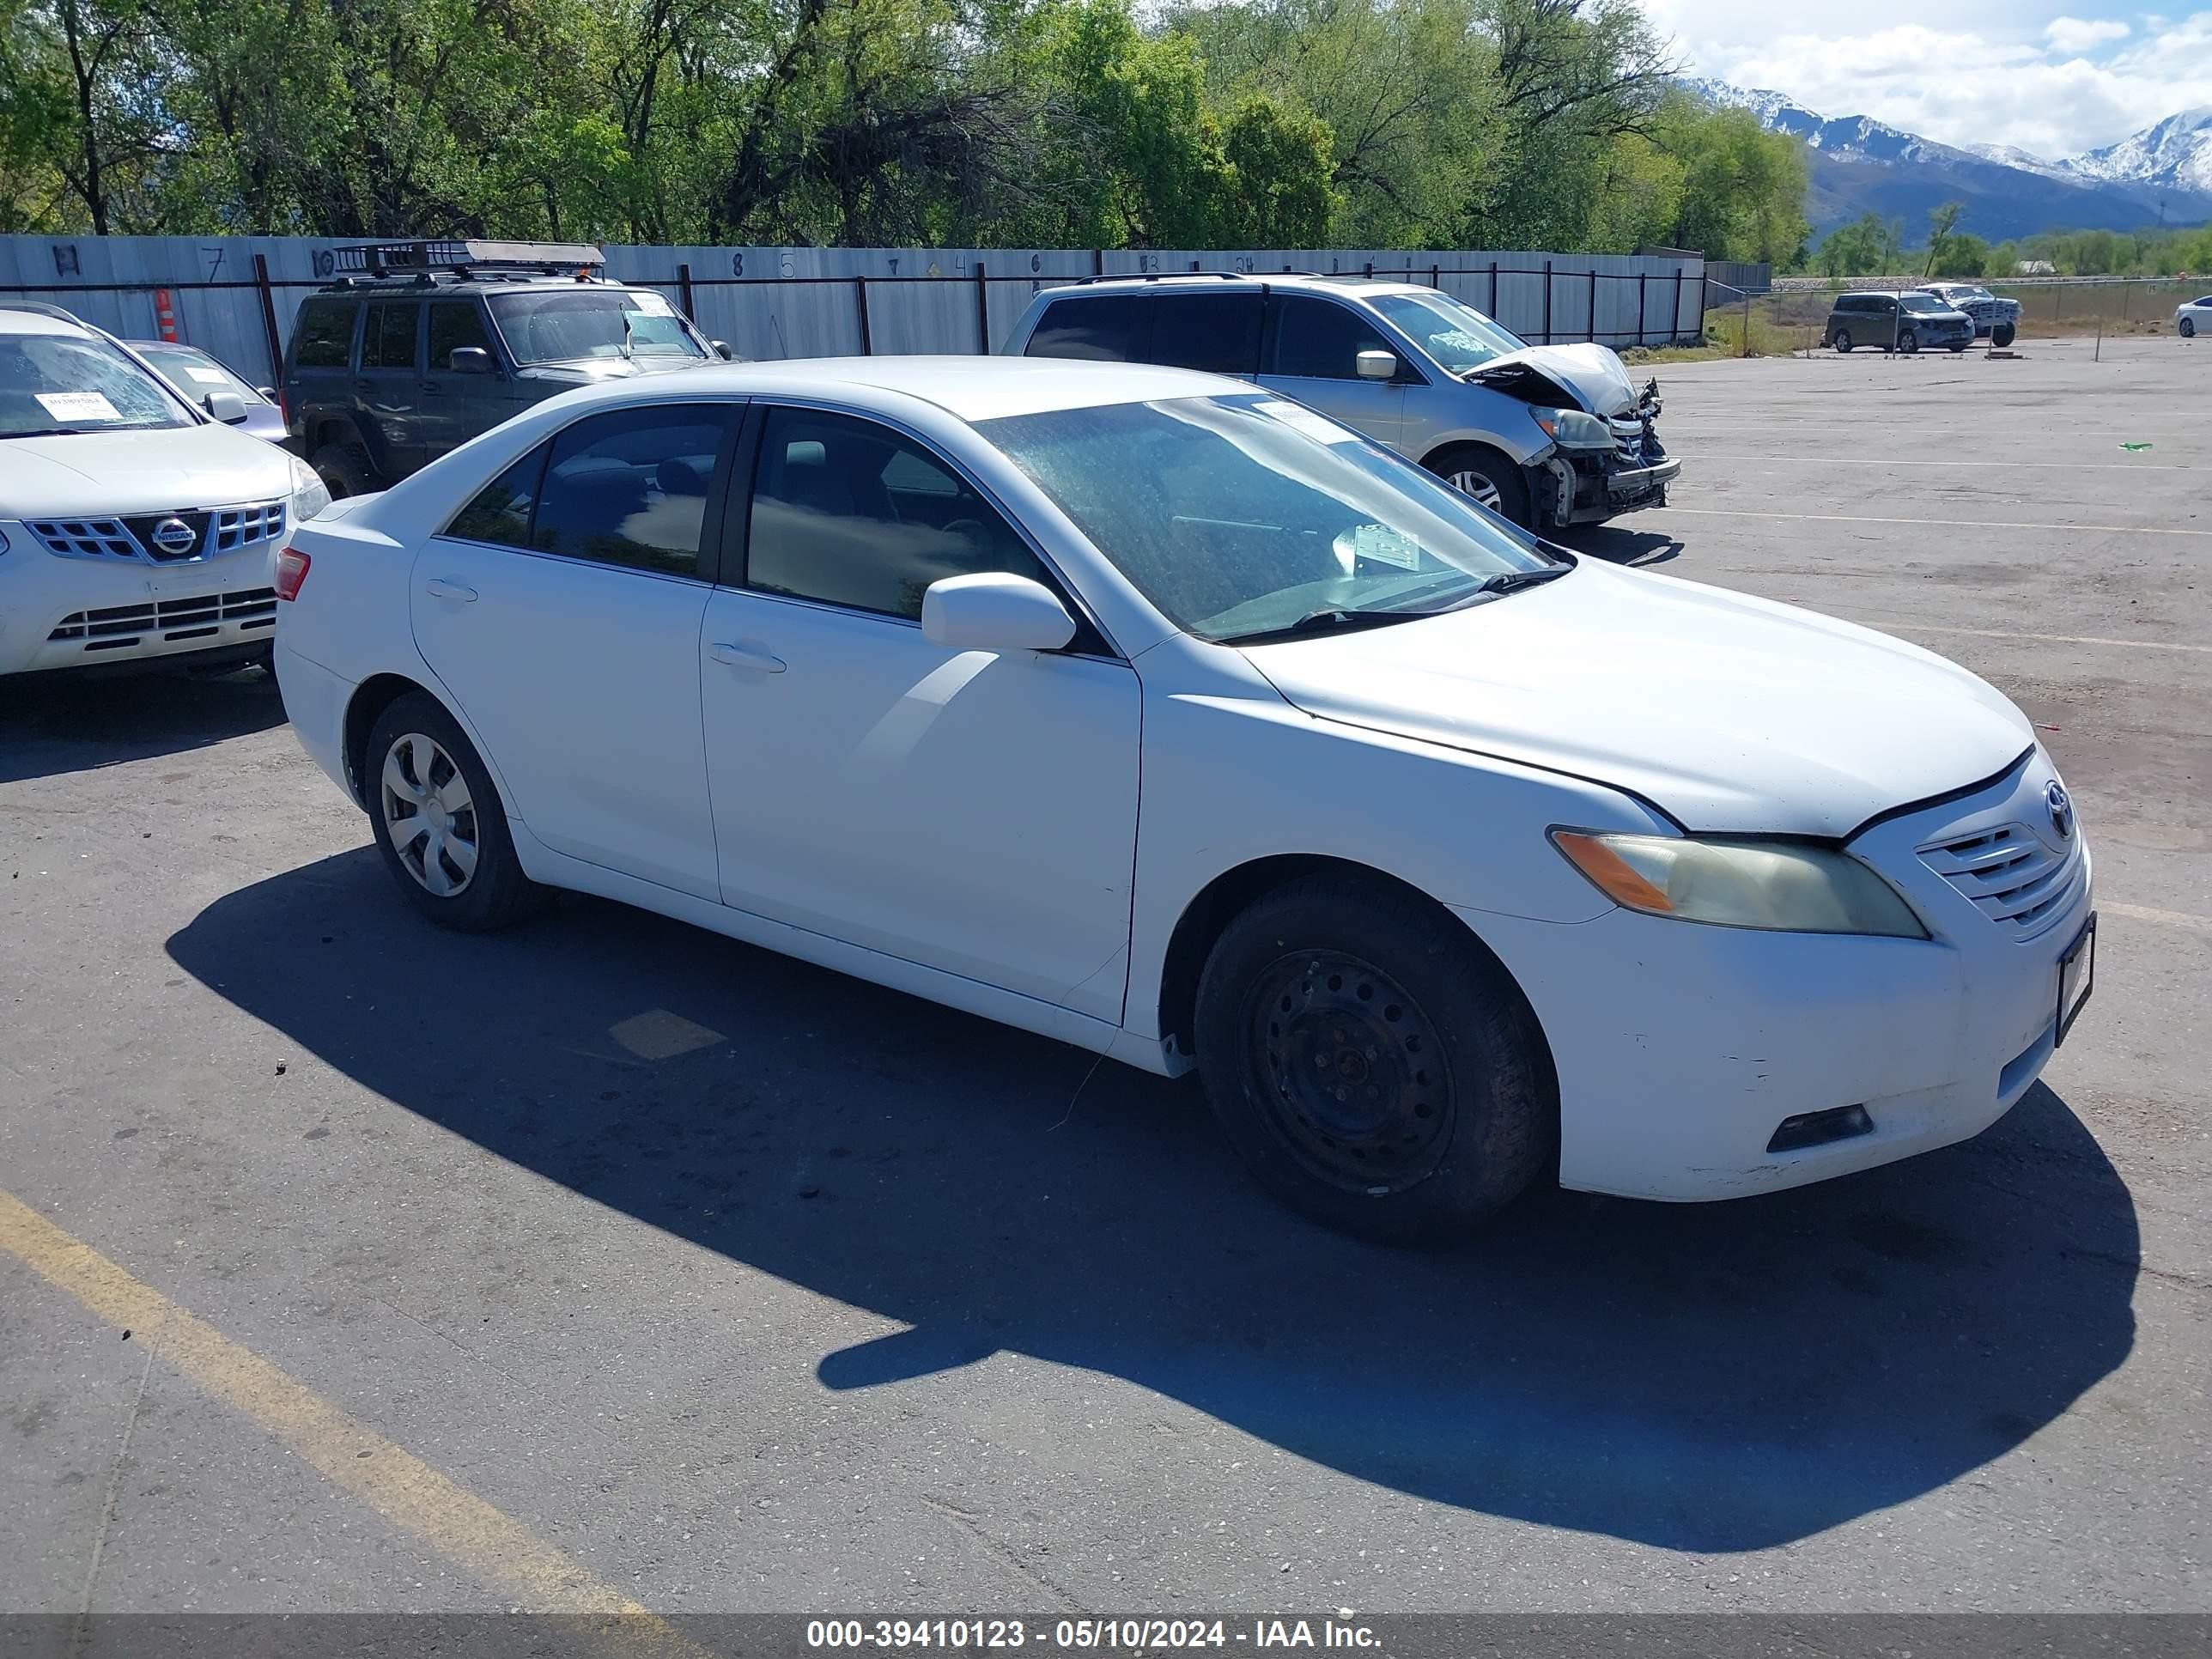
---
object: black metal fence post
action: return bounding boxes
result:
[1588,269,1598,343]
[252,253,284,385]
[1489,260,1498,316]
[1430,263,1440,289]
[677,262,696,320]
[1541,259,1553,344]
[854,274,872,355]
[974,260,989,353]
[1638,272,1649,344]
[1673,268,1684,343]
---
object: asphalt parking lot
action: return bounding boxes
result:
[2,334,2206,1620]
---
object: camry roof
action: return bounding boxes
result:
[632,356,1241,422]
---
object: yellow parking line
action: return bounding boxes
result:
[0,1188,707,1650]
[1867,623,2212,655]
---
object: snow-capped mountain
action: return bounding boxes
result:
[2061,107,2212,195]
[1679,78,2212,237]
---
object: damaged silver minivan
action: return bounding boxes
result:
[1000,273,1680,532]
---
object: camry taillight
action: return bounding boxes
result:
[274,546,311,601]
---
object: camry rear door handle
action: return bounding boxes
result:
[423,578,477,602]
[709,641,786,673]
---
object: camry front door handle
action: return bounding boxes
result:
[708,641,786,673]
[423,578,477,603]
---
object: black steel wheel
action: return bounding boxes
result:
[1194,874,1553,1243]
[1243,949,1454,1194]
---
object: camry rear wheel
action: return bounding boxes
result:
[364,692,540,931]
[1426,444,1533,530]
[1193,875,1553,1243]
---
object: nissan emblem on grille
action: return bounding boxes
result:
[150,518,198,556]
[2046,781,2075,840]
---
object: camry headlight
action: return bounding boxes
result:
[288,453,332,522]
[1552,830,1927,937]
[1534,409,1613,449]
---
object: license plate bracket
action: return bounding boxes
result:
[2057,912,2096,1046]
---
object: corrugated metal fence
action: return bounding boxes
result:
[1,236,1706,386]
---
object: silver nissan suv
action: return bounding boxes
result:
[1000,273,1680,532]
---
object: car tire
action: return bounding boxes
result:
[1992,322,2017,347]
[1834,331,1853,353]
[363,692,542,932]
[2182,318,2197,340]
[1948,343,1968,353]
[311,440,379,501]
[1897,330,1919,355]
[1192,874,1553,1243]
[1427,444,1534,530]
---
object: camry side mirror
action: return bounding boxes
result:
[448,346,495,374]
[204,390,248,424]
[1355,349,1398,381]
[712,340,734,361]
[921,573,1076,653]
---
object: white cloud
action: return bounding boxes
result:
[2045,15,2133,51]
[1650,6,2212,155]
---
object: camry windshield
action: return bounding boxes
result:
[0,331,191,436]
[1365,290,1527,374]
[489,290,708,365]
[981,394,1562,644]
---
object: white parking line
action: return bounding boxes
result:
[1865,623,2212,655]
[1660,507,2212,538]
[2106,902,2212,933]
[1692,454,2196,471]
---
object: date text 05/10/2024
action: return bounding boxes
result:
[805,1620,1382,1650]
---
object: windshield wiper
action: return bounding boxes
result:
[1473,564,1571,596]
[1217,606,1442,647]
[2,426,90,440]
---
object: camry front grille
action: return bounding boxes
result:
[1918,822,2085,939]
[48,587,278,651]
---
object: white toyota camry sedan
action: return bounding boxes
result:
[276,357,2095,1240]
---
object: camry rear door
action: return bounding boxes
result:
[410,401,742,899]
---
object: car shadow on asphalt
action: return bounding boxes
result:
[1553,526,1682,568]
[0,666,285,786]
[167,849,2139,1554]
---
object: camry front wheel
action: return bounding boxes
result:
[1192,875,1553,1243]
[364,691,541,930]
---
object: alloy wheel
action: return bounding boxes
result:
[380,732,479,897]
[1447,469,1503,512]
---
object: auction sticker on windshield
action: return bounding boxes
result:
[626,290,675,316]
[35,392,120,422]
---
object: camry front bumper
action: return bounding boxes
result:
[1460,750,2091,1202]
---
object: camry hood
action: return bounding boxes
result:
[0,423,295,515]
[1242,562,2032,837]
[1470,343,1638,416]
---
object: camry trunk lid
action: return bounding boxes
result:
[1239,561,2032,838]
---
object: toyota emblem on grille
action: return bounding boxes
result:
[2045,781,2075,841]
[149,517,198,556]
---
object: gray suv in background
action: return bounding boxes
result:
[282,240,730,498]
[1000,274,1679,532]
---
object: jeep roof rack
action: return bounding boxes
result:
[330,240,607,280]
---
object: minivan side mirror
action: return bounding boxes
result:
[447,345,495,374]
[921,573,1077,653]
[1355,349,1398,381]
[712,340,734,361]
[203,390,248,424]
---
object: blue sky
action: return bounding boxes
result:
[1642,2,2197,156]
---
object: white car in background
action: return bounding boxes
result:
[2175,295,2212,338]
[276,357,2094,1241]
[2,302,331,678]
